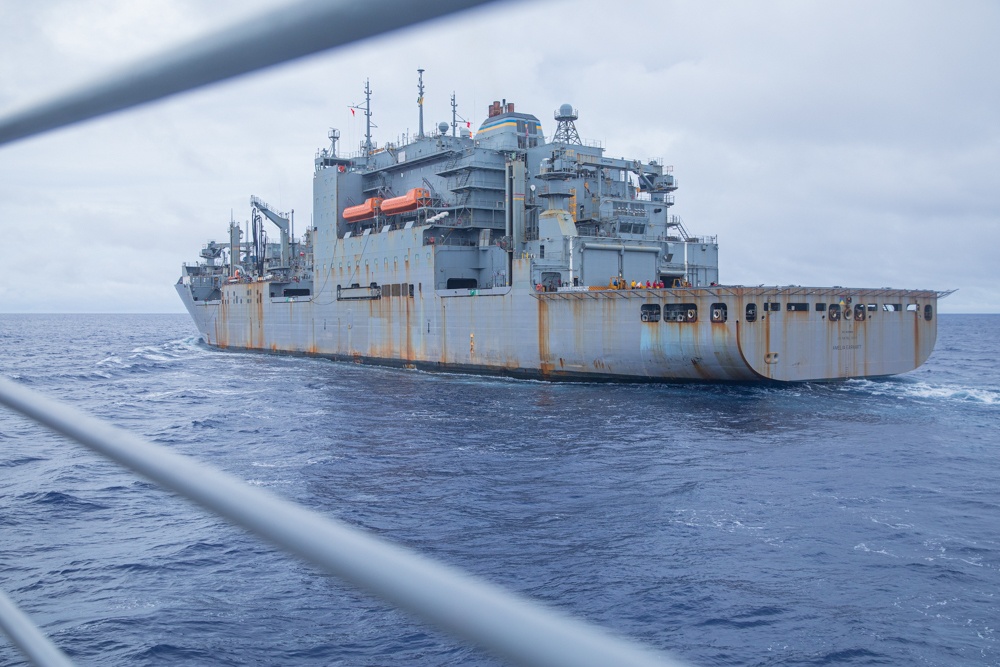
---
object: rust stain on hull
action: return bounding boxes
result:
[537,296,553,376]
[178,279,939,383]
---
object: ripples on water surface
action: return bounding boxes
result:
[1,314,998,666]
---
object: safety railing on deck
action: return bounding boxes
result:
[0,377,686,667]
[0,1,692,666]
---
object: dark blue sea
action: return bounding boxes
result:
[1,313,997,666]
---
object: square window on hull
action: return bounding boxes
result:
[664,303,697,322]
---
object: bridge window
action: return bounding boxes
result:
[828,304,841,321]
[854,304,866,321]
[924,304,933,321]
[640,304,661,322]
[787,302,808,312]
[766,302,780,312]
[815,302,826,312]
[745,303,757,322]
[664,303,697,322]
[883,303,901,312]
[447,278,478,289]
[710,303,728,323]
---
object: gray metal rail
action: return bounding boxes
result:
[0,0,501,147]
[0,590,74,667]
[0,1,692,664]
[0,376,688,667]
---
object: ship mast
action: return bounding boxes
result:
[553,104,582,145]
[363,79,373,158]
[350,79,375,164]
[417,69,425,139]
[450,92,467,137]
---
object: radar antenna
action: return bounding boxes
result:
[553,103,581,145]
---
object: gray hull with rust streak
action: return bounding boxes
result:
[176,257,938,383]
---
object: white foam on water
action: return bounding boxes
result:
[902,382,999,405]
[837,377,999,405]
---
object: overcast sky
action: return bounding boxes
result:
[0,0,997,313]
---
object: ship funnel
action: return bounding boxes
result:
[487,99,516,118]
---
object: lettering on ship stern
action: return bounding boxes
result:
[832,327,862,351]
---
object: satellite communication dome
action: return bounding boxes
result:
[555,104,578,121]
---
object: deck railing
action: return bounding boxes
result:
[0,376,686,667]
[0,1,690,665]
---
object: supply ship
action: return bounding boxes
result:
[177,76,945,382]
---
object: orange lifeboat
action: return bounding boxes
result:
[342,197,383,222]
[381,188,432,216]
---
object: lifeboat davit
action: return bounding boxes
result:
[381,188,432,216]
[343,197,383,222]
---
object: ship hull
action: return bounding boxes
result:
[176,266,938,383]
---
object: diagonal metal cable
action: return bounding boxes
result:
[0,590,74,667]
[0,376,690,667]
[0,0,503,147]
[0,2,689,664]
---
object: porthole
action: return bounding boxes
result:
[640,304,661,322]
[710,303,728,323]
[664,303,697,322]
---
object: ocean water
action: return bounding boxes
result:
[0,313,997,667]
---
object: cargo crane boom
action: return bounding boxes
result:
[250,195,292,268]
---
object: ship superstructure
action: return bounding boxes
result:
[177,77,944,382]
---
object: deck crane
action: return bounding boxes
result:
[250,195,292,269]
